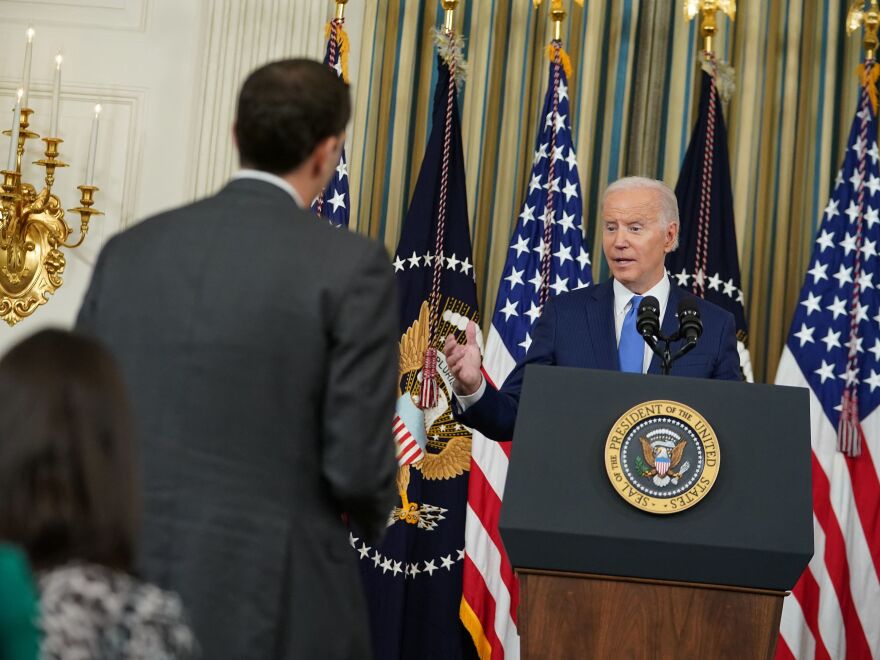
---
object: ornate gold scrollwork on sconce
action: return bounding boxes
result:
[0,107,102,326]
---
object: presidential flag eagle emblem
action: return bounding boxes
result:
[391,300,474,531]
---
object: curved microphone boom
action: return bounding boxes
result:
[634,295,704,375]
[630,295,705,376]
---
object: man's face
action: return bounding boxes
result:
[601,187,679,294]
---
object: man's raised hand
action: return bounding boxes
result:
[443,320,483,396]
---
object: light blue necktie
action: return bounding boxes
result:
[618,295,644,373]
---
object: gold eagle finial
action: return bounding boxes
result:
[848,1,880,60]
[533,0,584,42]
[684,1,736,54]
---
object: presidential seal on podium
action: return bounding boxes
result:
[604,400,720,514]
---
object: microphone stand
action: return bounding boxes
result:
[641,333,668,375]
[641,332,698,376]
[638,295,702,376]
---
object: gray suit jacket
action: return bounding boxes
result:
[76,178,398,660]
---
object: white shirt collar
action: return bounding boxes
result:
[612,272,671,317]
[231,169,305,208]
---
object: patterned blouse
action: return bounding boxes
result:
[38,563,197,659]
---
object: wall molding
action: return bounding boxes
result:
[0,0,149,32]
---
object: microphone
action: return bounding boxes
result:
[636,296,661,339]
[676,296,703,345]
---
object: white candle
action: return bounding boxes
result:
[7,90,23,171]
[21,28,35,109]
[49,54,63,137]
[86,104,101,183]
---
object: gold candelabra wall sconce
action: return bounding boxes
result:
[0,29,103,327]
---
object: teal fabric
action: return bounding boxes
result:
[0,545,38,660]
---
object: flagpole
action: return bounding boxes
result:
[442,0,457,33]
[684,1,736,56]
[461,4,592,654]
[533,0,584,43]
[682,2,736,299]
[551,1,564,41]
[419,0,463,408]
[847,0,880,61]
[836,0,880,455]
[538,2,564,307]
[312,0,351,225]
[530,1,584,306]
[776,5,880,652]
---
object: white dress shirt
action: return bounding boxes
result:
[231,169,305,208]
[456,273,672,410]
[613,273,671,374]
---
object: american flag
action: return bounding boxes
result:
[775,69,880,659]
[460,48,593,660]
[312,17,350,228]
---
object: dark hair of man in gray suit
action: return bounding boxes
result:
[76,59,399,660]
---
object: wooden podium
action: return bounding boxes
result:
[499,367,813,660]
[518,570,784,659]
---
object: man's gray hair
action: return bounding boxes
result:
[602,176,680,250]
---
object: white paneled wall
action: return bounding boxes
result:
[0,0,354,354]
[191,0,328,197]
[191,0,367,197]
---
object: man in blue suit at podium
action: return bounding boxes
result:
[446,176,741,441]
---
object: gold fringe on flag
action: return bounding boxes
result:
[546,43,573,80]
[432,27,468,86]
[324,19,350,83]
[858,62,880,115]
[701,52,736,104]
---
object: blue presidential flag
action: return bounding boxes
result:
[668,67,751,379]
[350,40,479,660]
[312,18,350,228]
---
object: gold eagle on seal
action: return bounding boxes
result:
[639,437,687,480]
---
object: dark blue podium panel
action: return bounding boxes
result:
[498,365,813,591]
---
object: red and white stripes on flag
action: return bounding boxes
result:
[775,68,880,659]
[461,330,521,660]
[775,350,880,659]
[393,414,424,466]
[460,43,592,659]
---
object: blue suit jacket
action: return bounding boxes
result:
[455,278,742,440]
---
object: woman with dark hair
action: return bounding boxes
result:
[0,329,196,659]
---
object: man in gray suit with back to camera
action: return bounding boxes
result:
[76,59,398,660]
